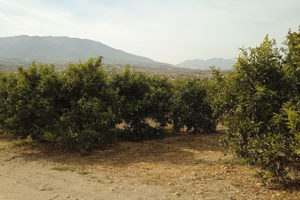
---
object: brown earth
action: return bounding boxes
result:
[0,132,299,200]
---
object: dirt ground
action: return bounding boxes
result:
[0,132,299,200]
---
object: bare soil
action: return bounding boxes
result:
[0,132,299,200]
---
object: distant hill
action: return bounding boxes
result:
[0,35,171,69]
[176,58,236,70]
[0,35,235,73]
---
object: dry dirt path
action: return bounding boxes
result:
[0,133,299,200]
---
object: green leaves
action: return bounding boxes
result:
[0,56,217,152]
[111,66,174,140]
[211,28,300,181]
[0,57,120,152]
[171,78,216,133]
[59,57,119,151]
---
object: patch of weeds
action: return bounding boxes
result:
[10,135,33,147]
[52,165,76,172]
[220,157,248,166]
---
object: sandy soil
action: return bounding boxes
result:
[0,133,299,200]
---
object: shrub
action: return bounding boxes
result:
[59,57,119,152]
[172,78,216,133]
[211,28,300,181]
[146,75,174,128]
[111,66,167,140]
[0,63,61,139]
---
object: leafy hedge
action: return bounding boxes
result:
[0,58,120,153]
[0,57,216,152]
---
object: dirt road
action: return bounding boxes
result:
[0,133,299,200]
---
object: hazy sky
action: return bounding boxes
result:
[0,0,299,64]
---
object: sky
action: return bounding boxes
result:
[0,0,299,64]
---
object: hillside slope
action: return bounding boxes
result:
[177,58,236,70]
[0,35,170,68]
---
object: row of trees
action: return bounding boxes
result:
[208,28,299,181]
[0,57,216,153]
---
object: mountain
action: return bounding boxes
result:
[176,58,236,70]
[0,35,171,68]
[0,35,235,72]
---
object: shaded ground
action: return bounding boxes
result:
[0,132,299,200]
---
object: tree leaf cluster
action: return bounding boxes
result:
[209,28,300,181]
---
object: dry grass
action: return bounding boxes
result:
[51,165,76,172]
[0,128,299,199]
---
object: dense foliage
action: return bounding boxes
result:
[0,57,216,152]
[58,57,120,153]
[111,66,166,141]
[172,78,216,133]
[0,64,62,138]
[209,28,300,181]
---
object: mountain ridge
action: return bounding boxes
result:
[0,35,171,68]
[176,58,236,70]
[0,35,235,71]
